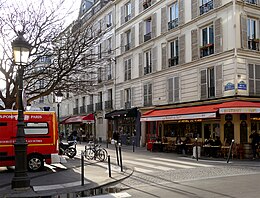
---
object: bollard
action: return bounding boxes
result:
[119,144,123,172]
[106,139,109,148]
[195,138,198,161]
[115,143,119,166]
[227,139,235,163]
[81,151,84,186]
[108,155,111,177]
[133,140,135,152]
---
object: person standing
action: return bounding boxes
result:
[250,130,259,159]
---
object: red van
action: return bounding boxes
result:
[0,111,61,171]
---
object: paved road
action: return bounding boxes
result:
[76,143,260,197]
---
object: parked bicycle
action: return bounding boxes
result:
[84,142,108,161]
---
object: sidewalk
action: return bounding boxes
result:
[0,156,133,198]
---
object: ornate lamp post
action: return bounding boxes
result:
[55,90,63,136]
[11,32,31,189]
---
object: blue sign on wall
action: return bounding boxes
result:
[238,81,247,90]
[224,82,235,91]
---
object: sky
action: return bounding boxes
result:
[0,0,82,89]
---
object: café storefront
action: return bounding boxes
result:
[141,100,260,158]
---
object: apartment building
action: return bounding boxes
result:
[107,0,260,150]
[59,0,260,153]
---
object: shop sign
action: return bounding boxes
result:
[140,112,216,122]
[219,108,260,114]
[224,82,235,91]
[82,120,94,124]
[238,81,247,90]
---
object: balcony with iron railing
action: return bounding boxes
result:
[144,32,152,42]
[144,100,152,107]
[246,0,258,5]
[168,18,179,30]
[87,104,94,113]
[200,43,214,58]
[95,102,103,111]
[200,0,213,15]
[105,100,113,110]
[80,106,86,114]
[73,107,79,115]
[143,0,151,9]
[125,101,131,109]
[168,56,179,67]
[125,43,130,51]
[248,39,260,51]
[125,14,131,22]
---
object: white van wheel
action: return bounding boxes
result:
[28,155,44,171]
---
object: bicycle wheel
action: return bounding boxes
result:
[85,148,95,160]
[96,149,106,161]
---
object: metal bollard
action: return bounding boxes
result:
[227,139,234,163]
[106,139,109,148]
[81,151,84,186]
[115,143,119,166]
[108,155,111,177]
[119,144,123,172]
[133,140,135,152]
[195,138,198,161]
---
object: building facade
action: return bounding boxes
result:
[56,0,260,154]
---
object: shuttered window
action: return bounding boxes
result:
[144,50,152,75]
[247,18,259,51]
[168,2,179,30]
[144,83,152,106]
[249,64,260,96]
[125,2,131,22]
[200,67,215,99]
[168,76,180,103]
[169,39,179,67]
[200,24,214,57]
[124,59,131,81]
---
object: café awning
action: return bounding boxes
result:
[141,100,260,122]
[63,114,94,124]
[105,107,138,120]
[141,104,219,122]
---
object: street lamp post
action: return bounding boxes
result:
[55,90,63,136]
[11,32,31,189]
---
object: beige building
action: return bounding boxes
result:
[58,0,260,156]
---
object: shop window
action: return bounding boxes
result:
[240,121,248,143]
[224,121,234,145]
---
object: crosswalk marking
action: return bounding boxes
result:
[83,192,131,198]
[134,167,154,173]
[123,159,173,171]
[152,157,214,167]
[136,158,196,169]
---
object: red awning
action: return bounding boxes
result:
[63,114,94,124]
[141,100,260,121]
[141,104,219,122]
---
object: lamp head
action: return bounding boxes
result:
[12,31,31,65]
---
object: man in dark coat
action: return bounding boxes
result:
[250,130,259,159]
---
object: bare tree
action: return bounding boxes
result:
[0,0,113,109]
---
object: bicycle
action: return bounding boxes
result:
[84,142,108,161]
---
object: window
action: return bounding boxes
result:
[200,0,213,15]
[144,83,152,106]
[90,94,94,105]
[247,18,259,51]
[143,0,151,10]
[144,18,152,42]
[39,96,44,103]
[200,24,214,57]
[125,2,131,22]
[125,30,131,51]
[169,39,179,66]
[125,88,131,109]
[168,76,180,103]
[124,59,131,81]
[249,64,260,96]
[98,67,102,83]
[82,97,86,106]
[25,122,48,135]
[98,43,102,59]
[144,50,152,75]
[107,61,112,80]
[107,37,112,54]
[168,2,178,30]
[107,12,112,27]
[201,67,215,99]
